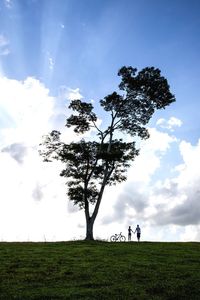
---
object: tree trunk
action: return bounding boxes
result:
[85,217,94,240]
[84,160,114,241]
[84,167,113,240]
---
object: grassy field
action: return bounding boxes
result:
[0,241,199,299]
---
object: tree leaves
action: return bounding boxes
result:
[66,100,97,133]
[39,66,175,219]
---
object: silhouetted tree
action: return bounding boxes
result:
[39,66,175,240]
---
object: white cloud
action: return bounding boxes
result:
[100,127,178,230]
[0,79,199,242]
[0,76,87,241]
[2,143,27,164]
[4,0,12,9]
[156,117,182,131]
[67,87,83,101]
[58,86,83,102]
[0,76,55,145]
[147,138,200,232]
[126,127,177,183]
[0,34,10,56]
[179,225,200,241]
[99,125,200,241]
[48,57,54,70]
[0,148,80,241]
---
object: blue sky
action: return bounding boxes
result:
[1,0,200,138]
[0,0,200,241]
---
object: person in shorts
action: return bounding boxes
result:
[134,224,141,242]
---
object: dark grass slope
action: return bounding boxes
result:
[0,241,199,299]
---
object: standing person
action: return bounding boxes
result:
[134,225,141,242]
[128,226,133,241]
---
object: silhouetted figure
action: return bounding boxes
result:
[134,225,141,242]
[128,226,133,241]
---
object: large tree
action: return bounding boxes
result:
[40,66,175,240]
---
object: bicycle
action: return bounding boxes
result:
[110,232,126,242]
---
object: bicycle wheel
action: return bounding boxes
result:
[120,235,126,242]
[110,235,116,242]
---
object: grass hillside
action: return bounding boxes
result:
[0,241,199,299]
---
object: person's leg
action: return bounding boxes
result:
[137,233,140,242]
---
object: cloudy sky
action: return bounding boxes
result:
[0,0,200,242]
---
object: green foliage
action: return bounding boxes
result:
[0,242,199,299]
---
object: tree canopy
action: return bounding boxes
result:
[40,66,175,240]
